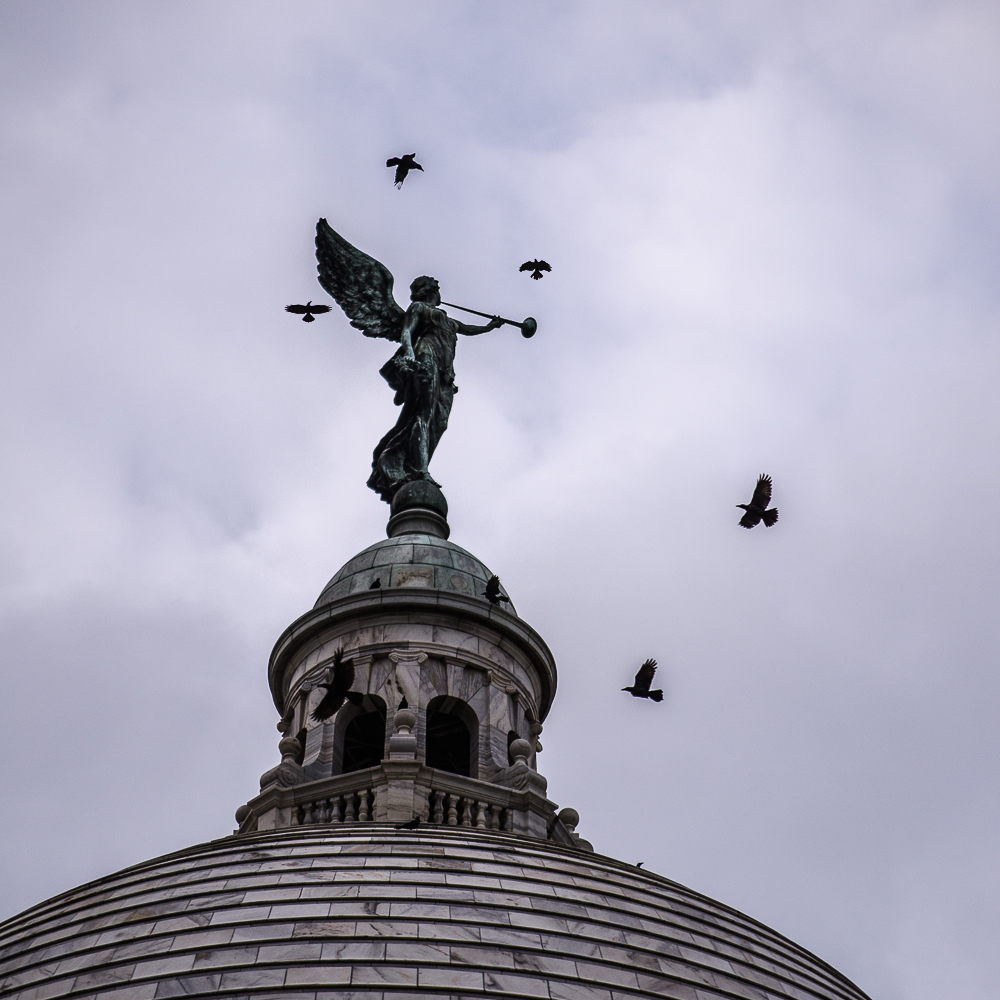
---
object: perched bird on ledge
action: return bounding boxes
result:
[484,575,510,606]
[396,816,420,830]
[737,474,779,529]
[310,648,363,722]
[285,301,332,323]
[519,259,551,280]
[622,659,663,702]
[386,153,423,187]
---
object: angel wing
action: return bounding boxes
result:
[315,219,405,342]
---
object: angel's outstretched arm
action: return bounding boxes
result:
[456,316,504,337]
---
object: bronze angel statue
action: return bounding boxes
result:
[315,219,503,502]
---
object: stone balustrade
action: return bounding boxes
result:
[238,756,588,848]
[237,715,590,848]
[284,769,512,832]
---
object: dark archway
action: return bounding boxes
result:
[341,705,387,773]
[507,729,519,766]
[293,728,308,766]
[425,696,477,778]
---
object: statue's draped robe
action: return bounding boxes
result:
[368,302,457,502]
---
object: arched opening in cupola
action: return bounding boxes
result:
[333,696,387,774]
[507,729,519,765]
[425,696,478,778]
[293,728,308,766]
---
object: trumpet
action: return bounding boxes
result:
[441,301,537,338]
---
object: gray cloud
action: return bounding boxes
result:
[1,4,998,999]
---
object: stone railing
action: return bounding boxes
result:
[292,778,376,826]
[427,783,510,831]
[277,769,513,832]
[235,711,591,849]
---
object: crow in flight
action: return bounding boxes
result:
[396,816,420,830]
[285,301,331,323]
[369,578,381,589]
[519,260,551,280]
[386,153,423,187]
[622,659,663,702]
[484,575,510,606]
[310,648,364,722]
[737,474,779,529]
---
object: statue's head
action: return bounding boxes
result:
[409,275,440,305]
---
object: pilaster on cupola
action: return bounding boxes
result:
[235,480,590,850]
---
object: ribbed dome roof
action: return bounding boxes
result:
[315,534,514,613]
[0,827,870,1000]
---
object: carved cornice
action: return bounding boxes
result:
[270,590,557,720]
[388,649,428,665]
[284,639,535,714]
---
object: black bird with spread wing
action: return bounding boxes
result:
[386,153,423,187]
[519,260,551,280]
[483,575,509,606]
[310,648,364,722]
[285,301,332,323]
[396,816,420,830]
[737,474,779,529]
[622,659,663,702]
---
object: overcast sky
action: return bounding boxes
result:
[1,3,998,998]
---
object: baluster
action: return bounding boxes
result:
[490,804,501,831]
[475,801,487,829]
[329,795,342,824]
[316,798,329,823]
[358,788,371,821]
[344,791,357,822]
[501,808,512,832]
[461,798,473,827]
[446,793,459,826]
[294,804,304,826]
[432,790,445,824]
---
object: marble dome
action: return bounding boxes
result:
[314,534,514,614]
[0,827,870,1000]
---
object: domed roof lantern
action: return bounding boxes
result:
[248,484,564,847]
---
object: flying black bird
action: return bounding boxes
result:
[386,153,423,187]
[285,301,332,323]
[622,659,663,702]
[736,474,779,529]
[396,816,420,830]
[310,648,364,722]
[484,575,509,606]
[519,259,551,280]
[369,578,381,589]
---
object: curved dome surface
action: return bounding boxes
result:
[0,827,869,1000]
[315,535,514,612]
